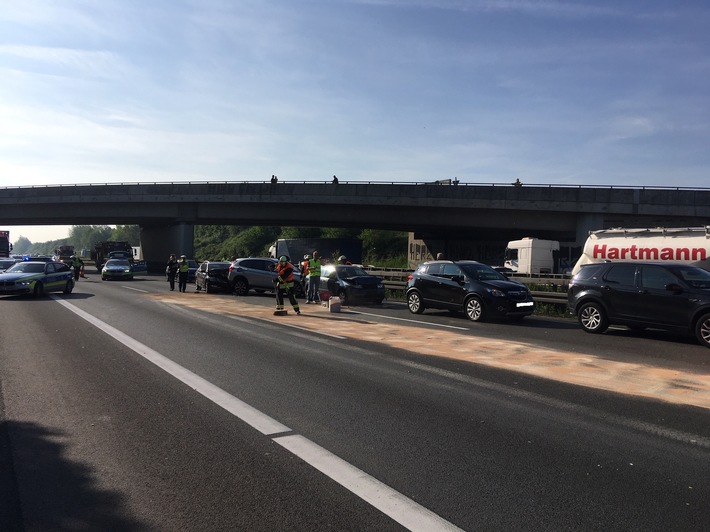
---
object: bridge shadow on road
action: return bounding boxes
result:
[0,420,148,531]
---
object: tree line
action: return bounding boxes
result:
[13,225,408,267]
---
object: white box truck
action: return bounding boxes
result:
[504,238,560,275]
[572,226,710,276]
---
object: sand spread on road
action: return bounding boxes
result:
[151,293,710,411]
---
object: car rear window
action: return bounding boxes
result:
[573,264,604,280]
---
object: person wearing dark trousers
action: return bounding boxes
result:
[177,255,189,292]
[274,256,301,315]
[166,254,178,291]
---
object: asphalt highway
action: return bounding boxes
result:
[1,274,709,531]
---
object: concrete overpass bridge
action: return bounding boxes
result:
[1,181,708,269]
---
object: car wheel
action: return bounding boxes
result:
[63,279,74,294]
[204,280,211,294]
[465,296,485,322]
[407,291,425,314]
[578,302,608,333]
[33,282,44,297]
[338,289,348,305]
[233,278,249,296]
[695,313,710,348]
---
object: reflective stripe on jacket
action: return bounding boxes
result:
[276,262,295,286]
[308,259,321,277]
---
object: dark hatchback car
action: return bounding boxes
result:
[319,264,385,305]
[568,262,710,348]
[195,261,232,293]
[406,260,535,321]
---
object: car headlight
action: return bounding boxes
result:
[486,288,506,297]
[18,280,33,286]
[377,283,384,288]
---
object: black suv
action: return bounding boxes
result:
[406,260,535,321]
[568,262,710,348]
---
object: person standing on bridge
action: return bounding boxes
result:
[177,255,189,293]
[306,251,321,304]
[166,254,178,291]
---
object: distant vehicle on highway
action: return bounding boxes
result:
[0,260,74,296]
[0,258,17,272]
[195,261,232,293]
[568,261,710,348]
[101,259,134,281]
[319,264,384,305]
[406,260,535,322]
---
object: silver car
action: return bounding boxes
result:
[228,257,303,297]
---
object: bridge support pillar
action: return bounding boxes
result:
[140,223,195,273]
[575,214,605,246]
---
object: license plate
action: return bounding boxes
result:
[516,301,534,307]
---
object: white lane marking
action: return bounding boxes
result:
[274,434,463,532]
[348,310,469,330]
[50,295,461,531]
[123,286,149,293]
[51,296,289,435]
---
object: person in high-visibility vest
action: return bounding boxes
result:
[177,255,189,293]
[275,256,300,314]
[306,251,321,303]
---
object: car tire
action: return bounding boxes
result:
[578,302,608,333]
[232,278,249,296]
[407,291,425,314]
[204,280,211,294]
[464,296,485,322]
[338,289,348,305]
[63,279,74,294]
[33,282,44,297]
[695,313,710,348]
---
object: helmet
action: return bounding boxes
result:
[304,254,310,260]
[339,255,347,261]
[181,255,187,258]
[279,255,288,263]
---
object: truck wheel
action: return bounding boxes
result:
[63,279,74,294]
[695,313,710,348]
[232,278,249,296]
[465,296,485,322]
[407,291,425,314]
[578,302,608,333]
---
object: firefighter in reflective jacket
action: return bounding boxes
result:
[275,256,301,315]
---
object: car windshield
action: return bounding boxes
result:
[106,260,131,267]
[458,263,507,281]
[335,265,369,277]
[676,266,710,289]
[6,262,45,273]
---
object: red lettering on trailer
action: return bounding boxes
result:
[592,244,707,261]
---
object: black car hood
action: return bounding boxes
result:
[478,279,528,292]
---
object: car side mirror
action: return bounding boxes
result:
[666,283,684,293]
[454,275,466,285]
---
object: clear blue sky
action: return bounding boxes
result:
[1,1,708,241]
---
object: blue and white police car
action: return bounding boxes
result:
[0,258,75,296]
